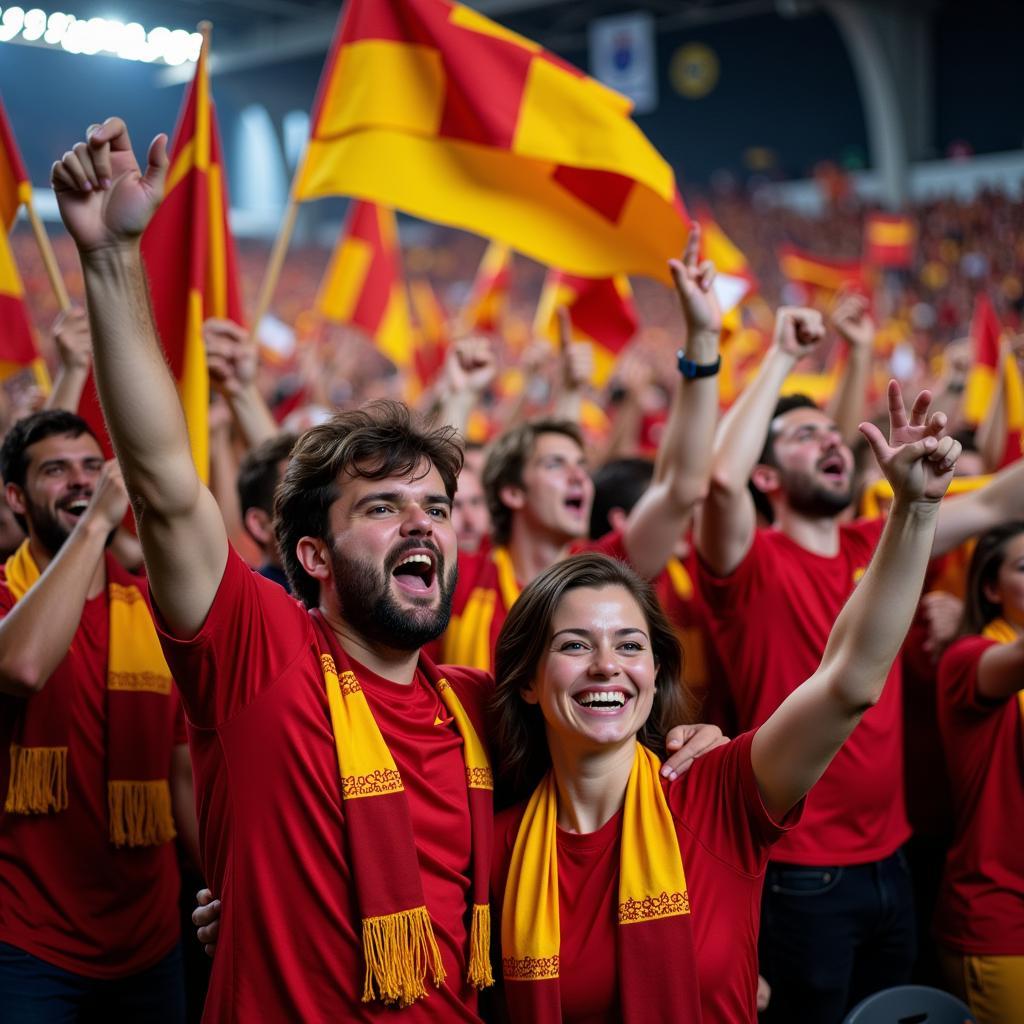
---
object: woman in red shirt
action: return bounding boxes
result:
[490,400,960,1024]
[934,522,1024,1024]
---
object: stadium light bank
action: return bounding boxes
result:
[0,6,202,64]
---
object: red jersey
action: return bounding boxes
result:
[492,732,799,1024]
[698,519,910,865]
[442,530,631,672]
[156,547,492,1021]
[934,636,1024,955]
[0,578,185,979]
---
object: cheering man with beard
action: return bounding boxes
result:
[0,411,193,1020]
[49,120,721,1021]
[696,308,1024,1023]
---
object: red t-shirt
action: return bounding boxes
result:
[698,519,910,865]
[934,636,1024,954]
[492,732,800,1024]
[157,546,492,1021]
[0,577,185,979]
[442,531,631,673]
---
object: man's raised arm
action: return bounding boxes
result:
[622,227,721,579]
[697,307,825,577]
[51,118,227,636]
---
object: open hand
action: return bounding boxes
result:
[661,722,729,780]
[51,117,168,253]
[859,381,961,504]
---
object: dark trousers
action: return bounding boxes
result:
[0,941,185,1024]
[759,850,917,1024]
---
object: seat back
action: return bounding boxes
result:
[842,985,976,1024]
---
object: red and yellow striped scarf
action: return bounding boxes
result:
[3,541,177,847]
[313,615,494,1008]
[981,618,1024,728]
[501,744,701,1023]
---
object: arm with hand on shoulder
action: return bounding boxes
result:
[750,381,961,820]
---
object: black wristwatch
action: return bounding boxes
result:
[676,350,721,379]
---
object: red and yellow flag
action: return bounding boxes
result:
[81,34,243,476]
[0,98,45,385]
[294,0,688,282]
[316,199,413,373]
[533,271,637,387]
[462,242,511,334]
[778,244,866,309]
[864,213,914,269]
[696,208,757,333]
[963,292,1023,463]
[408,278,449,389]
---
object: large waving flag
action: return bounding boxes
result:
[316,199,413,373]
[462,242,511,334]
[778,244,866,309]
[293,0,689,282]
[0,99,45,385]
[82,30,244,477]
[533,271,637,387]
[408,278,449,389]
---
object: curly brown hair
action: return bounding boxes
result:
[491,552,695,797]
[274,401,463,607]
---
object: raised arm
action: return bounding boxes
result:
[44,307,92,414]
[435,336,496,438]
[974,635,1024,701]
[932,451,1024,556]
[697,307,826,576]
[0,460,126,696]
[826,293,874,446]
[51,118,227,637]
[751,382,960,819]
[622,228,721,579]
[550,308,593,425]
[204,317,279,449]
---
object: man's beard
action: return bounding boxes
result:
[779,467,854,518]
[24,495,73,556]
[330,540,457,651]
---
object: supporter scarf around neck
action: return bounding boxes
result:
[981,618,1024,728]
[501,743,702,1023]
[311,614,494,1008]
[3,541,176,847]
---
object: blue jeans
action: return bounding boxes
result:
[0,941,185,1023]
[759,850,916,1024]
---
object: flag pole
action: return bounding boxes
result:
[251,192,299,341]
[24,202,70,312]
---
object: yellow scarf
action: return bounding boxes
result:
[501,744,698,1022]
[319,641,494,1007]
[442,545,520,670]
[4,540,176,847]
[981,618,1024,725]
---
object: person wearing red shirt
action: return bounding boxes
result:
[490,394,958,1023]
[697,304,1024,1022]
[0,410,194,1022]
[52,119,721,1021]
[441,228,723,673]
[934,522,1024,1024]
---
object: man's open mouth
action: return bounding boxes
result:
[59,498,90,519]
[391,551,437,594]
[819,455,846,478]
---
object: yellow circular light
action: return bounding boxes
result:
[670,43,719,99]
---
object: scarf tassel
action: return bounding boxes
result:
[361,906,446,1008]
[468,903,494,989]
[108,780,177,848]
[5,744,68,813]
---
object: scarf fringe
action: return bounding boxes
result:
[468,903,494,989]
[361,906,446,1008]
[108,780,176,848]
[5,744,68,813]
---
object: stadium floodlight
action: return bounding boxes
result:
[0,4,201,63]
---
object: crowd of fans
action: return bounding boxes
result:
[0,125,1021,1024]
